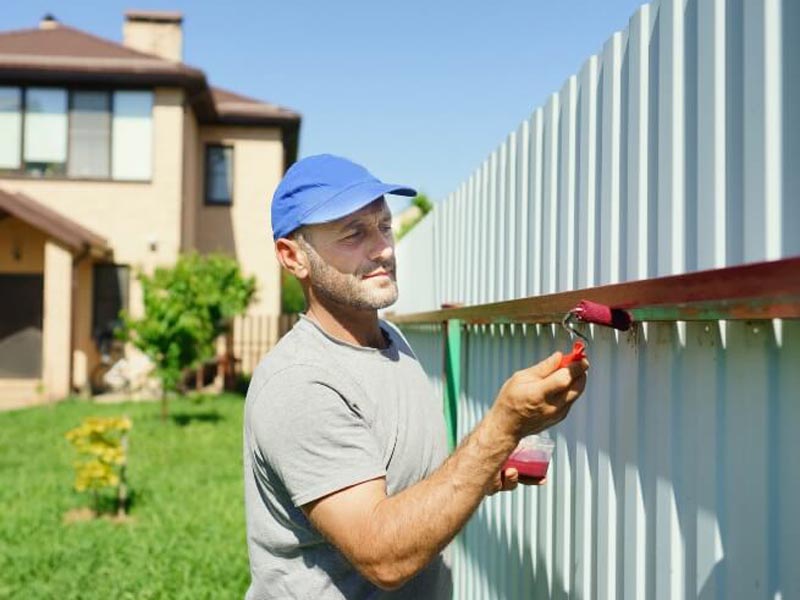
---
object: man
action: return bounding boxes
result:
[243,154,589,599]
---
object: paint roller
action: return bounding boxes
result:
[558,299,632,367]
[502,301,633,482]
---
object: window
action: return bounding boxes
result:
[205,145,234,205]
[92,264,130,341]
[112,91,153,181]
[0,87,22,169]
[24,88,68,176]
[68,91,111,178]
[0,86,153,181]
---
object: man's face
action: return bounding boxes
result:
[297,198,398,310]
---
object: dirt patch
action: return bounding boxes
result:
[63,507,135,525]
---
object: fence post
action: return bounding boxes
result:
[442,319,462,451]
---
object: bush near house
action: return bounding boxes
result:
[121,253,256,420]
[0,394,249,599]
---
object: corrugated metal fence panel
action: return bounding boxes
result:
[392,1,799,596]
[391,0,798,315]
[395,213,438,314]
[399,320,800,600]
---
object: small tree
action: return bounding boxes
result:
[121,253,256,419]
[281,270,306,314]
[397,193,434,240]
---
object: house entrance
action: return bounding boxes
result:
[0,274,44,378]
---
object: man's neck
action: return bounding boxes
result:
[305,297,387,349]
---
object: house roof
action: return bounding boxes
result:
[210,86,300,125]
[0,187,109,255]
[0,25,207,87]
[0,22,301,132]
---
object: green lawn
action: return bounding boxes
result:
[0,394,250,599]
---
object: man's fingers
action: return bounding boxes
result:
[502,468,519,492]
[537,359,589,396]
[519,475,547,486]
[525,352,563,378]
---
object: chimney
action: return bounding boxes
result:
[123,10,183,62]
[39,14,60,30]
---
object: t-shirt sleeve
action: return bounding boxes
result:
[248,367,387,507]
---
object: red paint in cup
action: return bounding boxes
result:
[501,434,555,483]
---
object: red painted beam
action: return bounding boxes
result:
[387,257,800,325]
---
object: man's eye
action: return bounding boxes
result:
[343,231,363,241]
[379,224,392,233]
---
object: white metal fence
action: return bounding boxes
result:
[395,0,799,598]
[403,320,799,600]
[394,0,798,315]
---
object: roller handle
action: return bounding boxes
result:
[559,341,587,368]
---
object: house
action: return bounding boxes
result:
[0,11,301,408]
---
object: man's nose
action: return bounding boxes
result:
[368,230,394,262]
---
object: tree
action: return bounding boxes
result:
[397,193,433,240]
[281,270,306,314]
[121,253,256,420]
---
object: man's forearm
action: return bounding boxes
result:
[365,405,519,588]
[306,353,586,590]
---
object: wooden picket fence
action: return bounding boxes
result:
[230,313,300,376]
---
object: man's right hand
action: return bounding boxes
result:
[492,351,589,439]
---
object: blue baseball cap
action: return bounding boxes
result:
[271,154,417,240]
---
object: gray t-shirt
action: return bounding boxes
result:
[243,316,451,599]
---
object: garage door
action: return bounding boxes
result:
[0,274,43,378]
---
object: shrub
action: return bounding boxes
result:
[65,416,131,516]
[121,253,256,419]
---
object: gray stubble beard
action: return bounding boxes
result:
[301,240,399,310]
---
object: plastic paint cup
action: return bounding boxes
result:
[502,434,555,483]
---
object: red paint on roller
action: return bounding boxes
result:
[575,299,632,331]
[559,341,587,368]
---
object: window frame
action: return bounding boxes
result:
[0,85,153,183]
[203,143,235,206]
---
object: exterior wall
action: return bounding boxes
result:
[42,240,72,400]
[0,87,186,393]
[0,85,289,397]
[0,87,186,302]
[0,217,45,274]
[193,125,284,318]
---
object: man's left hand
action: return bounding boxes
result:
[490,467,546,494]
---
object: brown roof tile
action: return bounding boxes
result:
[0,25,205,81]
[211,86,301,123]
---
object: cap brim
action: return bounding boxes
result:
[301,181,417,226]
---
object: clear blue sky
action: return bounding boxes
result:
[4,0,645,209]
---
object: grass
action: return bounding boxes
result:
[0,394,250,599]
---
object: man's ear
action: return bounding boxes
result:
[275,237,309,280]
